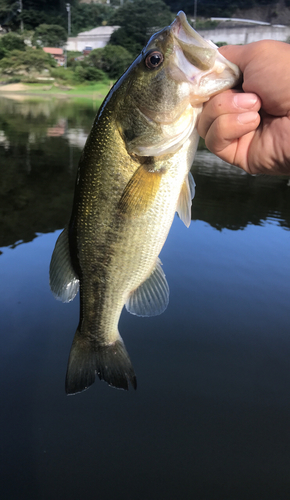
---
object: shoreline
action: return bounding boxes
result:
[0,82,110,101]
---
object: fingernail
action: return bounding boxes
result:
[234,93,258,109]
[237,111,259,124]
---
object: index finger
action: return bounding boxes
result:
[219,41,290,115]
[218,44,250,73]
[197,89,260,139]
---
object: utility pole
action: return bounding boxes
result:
[194,0,197,28]
[18,0,24,31]
[66,3,71,37]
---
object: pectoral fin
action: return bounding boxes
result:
[176,171,195,228]
[49,227,79,303]
[126,258,169,317]
[118,163,163,216]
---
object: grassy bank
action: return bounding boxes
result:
[0,81,112,104]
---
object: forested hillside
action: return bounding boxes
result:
[0,0,114,34]
[0,0,289,86]
[164,0,290,25]
[0,0,290,34]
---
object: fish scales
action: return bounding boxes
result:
[50,11,241,394]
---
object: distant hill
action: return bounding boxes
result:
[234,0,290,25]
[165,0,290,25]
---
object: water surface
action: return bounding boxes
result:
[1,97,290,499]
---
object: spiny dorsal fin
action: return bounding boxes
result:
[125,258,169,317]
[118,163,163,216]
[176,171,196,228]
[49,227,79,303]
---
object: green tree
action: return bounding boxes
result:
[0,31,26,61]
[32,24,67,47]
[0,0,77,31]
[74,65,106,82]
[70,3,114,36]
[0,31,26,51]
[20,0,76,9]
[67,50,82,69]
[162,0,256,17]
[0,46,56,74]
[0,0,20,29]
[21,9,67,31]
[109,0,173,57]
[84,44,133,79]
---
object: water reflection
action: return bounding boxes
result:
[0,97,96,248]
[193,151,290,231]
[1,98,290,499]
[1,97,290,251]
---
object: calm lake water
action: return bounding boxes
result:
[1,96,290,499]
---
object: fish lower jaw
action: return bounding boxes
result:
[189,95,209,106]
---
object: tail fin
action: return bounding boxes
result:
[65,329,137,395]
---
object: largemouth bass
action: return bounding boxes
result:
[50,11,240,394]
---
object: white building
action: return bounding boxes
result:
[66,25,119,52]
[200,19,290,45]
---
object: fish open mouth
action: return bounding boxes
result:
[172,11,215,52]
[170,11,241,89]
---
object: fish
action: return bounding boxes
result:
[49,11,241,394]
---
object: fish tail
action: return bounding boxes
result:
[65,328,137,395]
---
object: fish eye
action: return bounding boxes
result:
[145,50,164,70]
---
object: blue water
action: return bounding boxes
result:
[1,98,290,499]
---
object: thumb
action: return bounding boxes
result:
[218,44,249,73]
[219,41,290,116]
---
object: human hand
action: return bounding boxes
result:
[197,41,290,175]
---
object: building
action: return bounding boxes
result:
[199,18,290,45]
[66,25,119,52]
[43,47,65,66]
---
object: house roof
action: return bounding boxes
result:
[43,47,64,56]
[78,26,119,36]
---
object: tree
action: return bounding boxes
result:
[109,0,173,57]
[0,0,22,30]
[70,3,114,36]
[0,32,25,52]
[84,44,133,79]
[0,32,26,61]
[0,47,56,74]
[21,9,67,31]
[32,24,67,48]
[74,65,106,82]
[162,0,256,17]
[0,1,76,31]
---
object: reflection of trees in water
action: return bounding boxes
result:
[192,151,290,231]
[0,98,96,248]
[0,97,96,149]
[1,100,290,250]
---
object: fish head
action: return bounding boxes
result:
[169,11,241,99]
[117,11,241,155]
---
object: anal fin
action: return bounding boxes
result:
[126,258,169,317]
[176,171,196,228]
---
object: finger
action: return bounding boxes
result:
[197,90,261,139]
[219,42,290,115]
[204,111,260,168]
[219,41,289,76]
[218,44,250,72]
